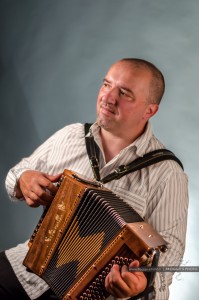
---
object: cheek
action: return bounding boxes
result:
[97,89,106,107]
[119,103,144,122]
[96,94,101,113]
[119,102,134,116]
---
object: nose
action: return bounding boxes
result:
[102,87,118,104]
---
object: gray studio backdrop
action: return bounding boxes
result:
[0,0,198,299]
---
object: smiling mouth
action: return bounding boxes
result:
[101,103,115,115]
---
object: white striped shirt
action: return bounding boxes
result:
[5,122,189,300]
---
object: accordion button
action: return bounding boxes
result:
[102,271,106,277]
[105,266,109,272]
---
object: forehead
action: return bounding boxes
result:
[105,61,152,87]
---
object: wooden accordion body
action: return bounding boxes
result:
[23,169,167,300]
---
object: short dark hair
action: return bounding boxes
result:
[120,58,165,104]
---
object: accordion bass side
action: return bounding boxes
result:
[23,169,167,300]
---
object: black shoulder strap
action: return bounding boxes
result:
[84,123,101,181]
[101,148,183,183]
[84,123,92,135]
[84,123,184,184]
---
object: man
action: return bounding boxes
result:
[1,58,188,299]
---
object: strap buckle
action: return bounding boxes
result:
[115,165,128,175]
[89,157,100,181]
[90,157,99,167]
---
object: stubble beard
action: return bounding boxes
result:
[97,114,112,130]
[96,102,116,130]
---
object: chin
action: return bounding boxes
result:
[97,117,107,129]
[97,113,116,130]
[98,121,114,132]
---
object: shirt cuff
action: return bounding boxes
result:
[5,168,31,200]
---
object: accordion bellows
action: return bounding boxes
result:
[23,169,167,300]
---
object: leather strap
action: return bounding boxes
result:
[101,148,183,183]
[85,123,101,181]
[84,123,183,183]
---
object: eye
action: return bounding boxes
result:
[102,80,111,90]
[120,89,135,101]
[120,89,126,96]
[120,89,130,98]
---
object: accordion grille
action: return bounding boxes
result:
[42,188,142,298]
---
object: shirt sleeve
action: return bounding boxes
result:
[146,169,189,299]
[5,132,57,200]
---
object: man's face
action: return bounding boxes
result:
[96,61,157,137]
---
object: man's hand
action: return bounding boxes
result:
[105,260,147,298]
[15,170,62,207]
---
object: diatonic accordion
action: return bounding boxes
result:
[23,169,167,300]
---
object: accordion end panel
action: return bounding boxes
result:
[23,170,90,276]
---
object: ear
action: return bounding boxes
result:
[144,104,159,120]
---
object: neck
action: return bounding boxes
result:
[100,127,144,162]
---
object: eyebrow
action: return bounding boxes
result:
[120,85,134,96]
[103,78,135,97]
[103,78,111,84]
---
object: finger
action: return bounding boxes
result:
[121,263,147,294]
[105,264,131,297]
[25,188,53,207]
[42,181,58,196]
[40,174,61,195]
[127,260,145,280]
[22,178,54,205]
[25,194,42,208]
[129,259,140,268]
[31,185,54,204]
[46,173,63,183]
[106,262,147,298]
[121,260,139,283]
[121,264,138,286]
[105,271,126,298]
